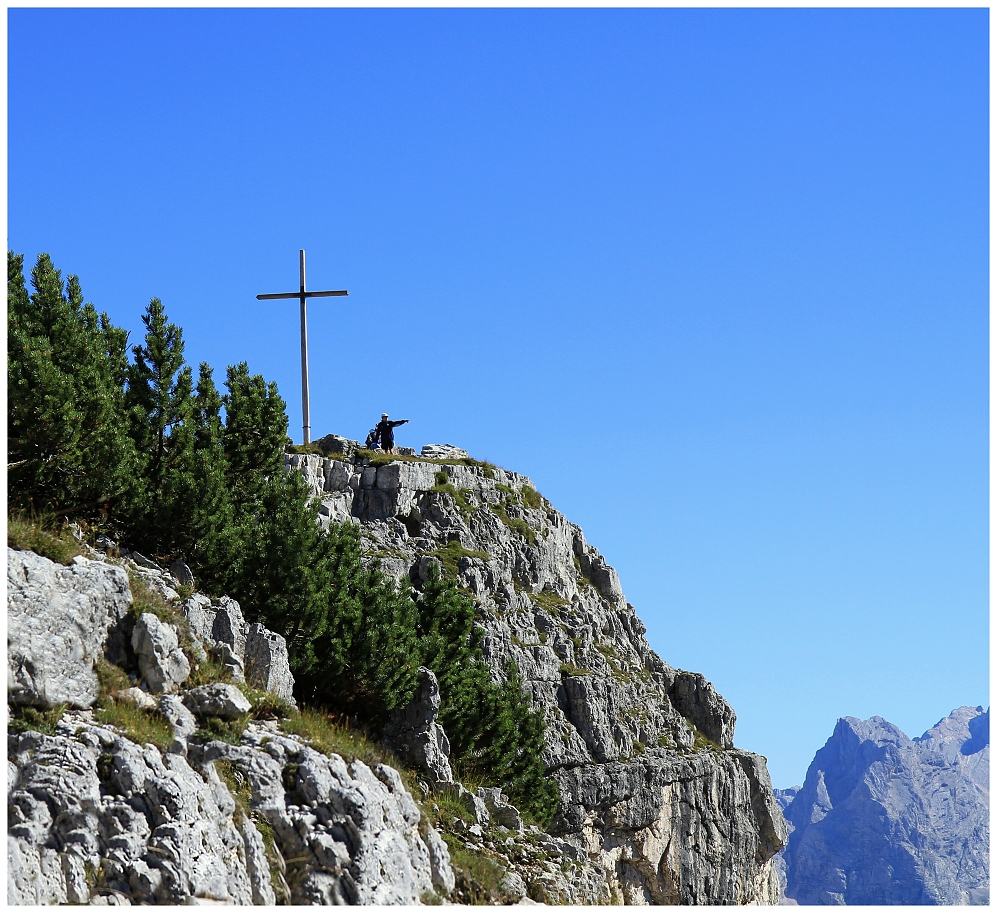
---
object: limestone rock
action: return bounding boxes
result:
[301,442,787,904]
[421,444,470,460]
[8,715,452,906]
[131,613,191,694]
[7,548,132,709]
[118,687,158,711]
[313,433,360,458]
[182,594,295,703]
[780,706,990,905]
[477,787,524,833]
[449,783,490,828]
[184,683,252,719]
[244,624,296,708]
[169,559,195,587]
[383,667,453,786]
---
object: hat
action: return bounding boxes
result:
[381,413,388,418]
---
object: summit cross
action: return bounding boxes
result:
[257,249,349,445]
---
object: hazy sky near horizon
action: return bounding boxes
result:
[8,8,988,787]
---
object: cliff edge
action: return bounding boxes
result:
[287,442,787,903]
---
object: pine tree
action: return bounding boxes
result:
[164,364,238,584]
[289,522,421,723]
[123,298,195,553]
[222,362,288,510]
[187,365,238,579]
[8,252,140,519]
[415,563,560,822]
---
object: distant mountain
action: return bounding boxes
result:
[778,706,989,905]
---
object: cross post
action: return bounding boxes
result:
[257,249,349,444]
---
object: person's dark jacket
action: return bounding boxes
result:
[375,418,408,449]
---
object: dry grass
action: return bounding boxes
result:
[280,706,401,769]
[95,699,174,752]
[7,513,85,565]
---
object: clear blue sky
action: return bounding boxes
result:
[8,8,988,788]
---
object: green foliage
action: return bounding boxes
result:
[529,589,568,613]
[281,706,404,770]
[431,471,474,518]
[95,699,174,752]
[286,522,420,723]
[491,502,536,545]
[287,442,323,455]
[195,715,249,745]
[520,485,543,510]
[222,362,289,508]
[430,540,489,577]
[558,663,592,677]
[8,704,67,735]
[442,834,507,904]
[416,565,560,823]
[8,252,141,519]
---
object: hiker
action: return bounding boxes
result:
[375,413,409,454]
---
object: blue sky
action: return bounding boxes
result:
[8,8,988,787]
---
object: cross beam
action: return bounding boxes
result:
[257,249,348,444]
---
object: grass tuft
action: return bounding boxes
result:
[95,698,174,752]
[7,513,85,565]
[520,485,543,510]
[430,540,489,577]
[8,703,67,735]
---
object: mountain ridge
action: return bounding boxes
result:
[776,705,989,905]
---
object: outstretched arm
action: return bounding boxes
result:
[391,419,409,427]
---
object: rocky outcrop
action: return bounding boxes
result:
[779,707,989,905]
[8,713,450,905]
[183,593,296,707]
[383,667,454,788]
[285,446,787,903]
[7,550,132,709]
[7,548,452,906]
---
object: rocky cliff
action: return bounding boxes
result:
[6,440,786,905]
[285,440,787,903]
[778,706,989,905]
[7,546,457,905]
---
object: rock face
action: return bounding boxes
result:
[8,714,449,905]
[779,707,990,905]
[7,549,452,906]
[383,667,455,787]
[285,447,787,903]
[183,593,296,708]
[7,550,132,709]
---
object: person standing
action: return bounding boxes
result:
[376,413,409,454]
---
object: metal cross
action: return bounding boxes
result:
[257,249,348,444]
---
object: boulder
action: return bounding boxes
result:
[314,433,360,458]
[448,783,489,828]
[244,624,296,707]
[7,549,132,709]
[158,694,198,755]
[421,444,470,460]
[131,613,191,694]
[169,559,195,587]
[184,683,252,719]
[477,787,524,833]
[211,596,247,660]
[117,687,158,711]
[383,668,453,786]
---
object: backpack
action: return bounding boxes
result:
[365,428,381,450]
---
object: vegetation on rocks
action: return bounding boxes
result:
[6,249,559,823]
